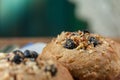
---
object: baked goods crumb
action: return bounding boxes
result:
[39,30,120,80]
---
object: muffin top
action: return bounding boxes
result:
[0,50,58,80]
[40,30,120,80]
[55,30,108,52]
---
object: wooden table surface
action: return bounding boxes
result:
[0,37,52,47]
[0,37,119,47]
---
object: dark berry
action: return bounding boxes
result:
[24,50,31,58]
[89,37,96,42]
[24,50,38,59]
[31,51,38,59]
[82,30,90,34]
[88,37,99,47]
[93,40,99,47]
[64,39,77,49]
[13,54,23,64]
[44,64,57,76]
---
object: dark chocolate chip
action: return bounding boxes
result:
[64,39,77,49]
[88,37,99,47]
[24,50,38,59]
[44,64,57,76]
[13,54,23,64]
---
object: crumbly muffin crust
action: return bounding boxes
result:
[0,50,73,80]
[39,30,120,80]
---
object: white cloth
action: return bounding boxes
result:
[20,43,46,54]
[70,0,120,37]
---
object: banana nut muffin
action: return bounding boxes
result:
[0,50,73,80]
[39,30,120,80]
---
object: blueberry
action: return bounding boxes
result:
[93,40,99,47]
[64,39,77,49]
[24,50,31,58]
[82,30,90,34]
[32,51,38,59]
[89,37,96,42]
[13,54,23,64]
[44,64,57,76]
[24,50,38,59]
[88,37,99,47]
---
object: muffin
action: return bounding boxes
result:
[39,30,120,80]
[0,50,73,80]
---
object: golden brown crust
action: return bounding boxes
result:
[39,31,120,80]
[0,53,73,80]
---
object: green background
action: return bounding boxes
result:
[0,0,88,37]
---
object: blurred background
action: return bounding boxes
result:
[0,0,120,37]
[0,0,88,37]
[0,0,120,53]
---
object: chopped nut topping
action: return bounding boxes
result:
[58,31,102,51]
